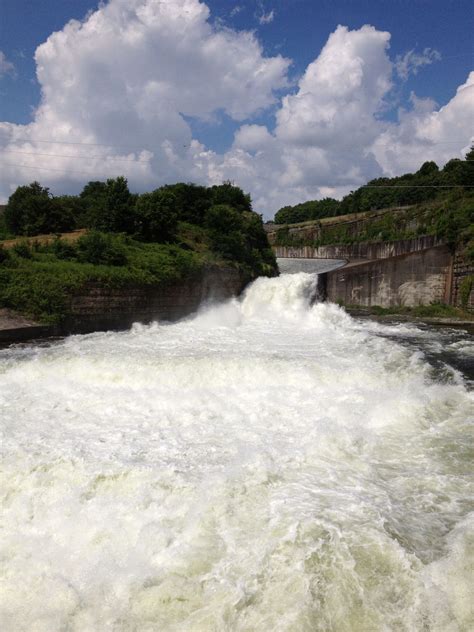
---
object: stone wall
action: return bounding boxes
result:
[452,254,474,311]
[323,246,453,308]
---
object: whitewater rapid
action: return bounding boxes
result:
[0,273,472,631]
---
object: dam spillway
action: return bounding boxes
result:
[0,272,472,631]
[276,256,346,275]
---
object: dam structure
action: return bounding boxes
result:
[273,235,473,311]
[0,272,472,631]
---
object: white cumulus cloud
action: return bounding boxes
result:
[0,0,289,199]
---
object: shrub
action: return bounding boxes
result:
[77,232,128,266]
[52,237,78,261]
[459,275,473,308]
[0,245,10,264]
[12,241,32,259]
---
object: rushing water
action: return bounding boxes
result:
[0,273,473,632]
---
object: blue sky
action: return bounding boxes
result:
[0,0,473,214]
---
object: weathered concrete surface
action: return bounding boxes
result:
[0,265,245,345]
[0,308,39,330]
[276,257,346,275]
[66,265,244,330]
[452,253,474,311]
[323,246,452,308]
[273,235,444,261]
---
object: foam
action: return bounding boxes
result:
[0,272,472,631]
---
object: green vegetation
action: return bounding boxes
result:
[459,276,473,309]
[275,198,341,224]
[274,148,474,224]
[273,147,474,259]
[348,303,473,321]
[0,180,276,323]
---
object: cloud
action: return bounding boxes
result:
[372,73,474,175]
[0,5,472,218]
[230,5,243,17]
[0,51,16,78]
[0,0,289,199]
[196,25,472,215]
[258,10,274,25]
[395,47,441,80]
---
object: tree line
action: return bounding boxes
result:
[273,147,474,224]
[1,178,276,278]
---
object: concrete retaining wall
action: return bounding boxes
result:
[0,265,245,345]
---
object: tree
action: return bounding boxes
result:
[204,204,245,260]
[4,182,75,236]
[211,182,252,213]
[162,183,212,225]
[135,190,178,242]
[80,181,107,228]
[104,176,134,233]
[417,161,439,177]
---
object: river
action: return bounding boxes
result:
[0,273,472,631]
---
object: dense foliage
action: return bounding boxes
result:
[0,235,201,323]
[273,147,474,224]
[274,198,342,224]
[1,180,276,322]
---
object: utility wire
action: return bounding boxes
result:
[0,161,128,178]
[2,136,471,152]
[1,160,472,186]
[0,150,150,163]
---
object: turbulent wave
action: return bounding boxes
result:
[0,273,473,631]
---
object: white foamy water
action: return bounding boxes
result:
[0,273,473,632]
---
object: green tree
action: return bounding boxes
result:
[5,182,75,236]
[104,176,134,233]
[162,183,212,225]
[80,181,107,227]
[135,190,178,242]
[211,182,252,213]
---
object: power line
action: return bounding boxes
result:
[0,150,151,163]
[358,185,474,188]
[1,161,472,187]
[2,138,150,150]
[0,161,129,178]
[2,136,471,152]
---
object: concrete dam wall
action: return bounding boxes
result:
[275,236,473,310]
[321,245,453,308]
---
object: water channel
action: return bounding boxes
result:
[0,271,472,631]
